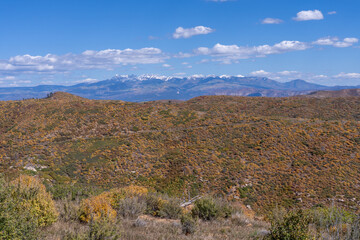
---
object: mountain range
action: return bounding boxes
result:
[0,75,359,101]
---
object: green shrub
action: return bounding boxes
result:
[267,209,310,240]
[158,198,182,219]
[309,206,355,229]
[10,175,59,227]
[0,175,58,239]
[181,214,197,235]
[87,218,121,240]
[0,178,38,239]
[191,197,222,221]
[145,193,166,217]
[215,198,233,219]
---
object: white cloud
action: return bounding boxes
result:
[293,10,324,21]
[278,70,299,76]
[262,18,283,24]
[162,64,171,68]
[328,11,337,15]
[0,76,16,81]
[250,70,305,81]
[76,78,98,83]
[0,47,168,75]
[250,70,271,77]
[313,75,328,79]
[173,26,215,39]
[313,37,339,46]
[313,37,358,48]
[194,40,309,63]
[207,0,232,2]
[334,72,360,79]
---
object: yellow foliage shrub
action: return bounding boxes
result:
[79,193,117,223]
[10,175,59,227]
[79,185,148,223]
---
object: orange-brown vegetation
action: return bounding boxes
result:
[0,92,359,213]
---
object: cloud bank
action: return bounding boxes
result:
[0,47,168,74]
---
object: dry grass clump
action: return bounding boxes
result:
[118,196,146,219]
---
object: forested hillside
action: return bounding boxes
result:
[1,92,359,212]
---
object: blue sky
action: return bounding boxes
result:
[0,0,359,86]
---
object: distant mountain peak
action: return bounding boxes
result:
[0,75,357,101]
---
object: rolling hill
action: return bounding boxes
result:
[0,92,359,213]
[308,88,360,98]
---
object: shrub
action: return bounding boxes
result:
[145,193,167,217]
[0,175,58,239]
[215,198,233,219]
[10,175,59,227]
[58,197,81,222]
[63,218,121,240]
[181,214,197,235]
[79,185,147,223]
[87,218,121,240]
[107,185,148,208]
[79,193,117,223]
[117,196,146,219]
[0,178,38,239]
[267,209,310,240]
[158,198,183,219]
[309,206,355,229]
[191,197,219,221]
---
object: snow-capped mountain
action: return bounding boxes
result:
[0,75,358,101]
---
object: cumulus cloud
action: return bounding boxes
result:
[313,37,359,48]
[293,10,324,21]
[173,26,215,39]
[194,40,310,63]
[334,72,360,79]
[0,47,168,75]
[192,36,358,64]
[262,18,283,24]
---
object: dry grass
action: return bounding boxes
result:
[121,215,269,240]
[41,214,269,240]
